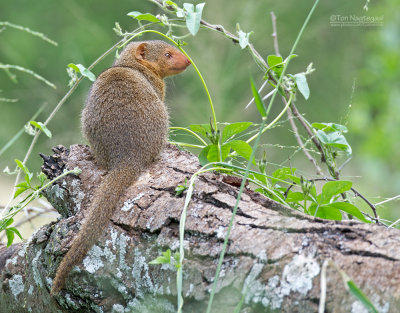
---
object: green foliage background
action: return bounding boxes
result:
[1,0,399,220]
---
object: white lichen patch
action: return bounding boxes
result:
[185,283,194,297]
[32,250,43,288]
[281,254,320,295]
[70,178,85,212]
[118,233,130,271]
[18,246,26,258]
[28,285,34,295]
[131,248,155,298]
[112,304,125,313]
[146,215,155,229]
[108,228,118,250]
[49,184,65,199]
[5,255,18,267]
[9,274,24,299]
[46,277,53,288]
[216,226,226,239]
[83,245,105,273]
[244,253,320,310]
[65,293,79,310]
[120,193,144,212]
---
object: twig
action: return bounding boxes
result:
[286,99,324,175]
[375,195,400,206]
[270,12,280,57]
[290,103,326,162]
[269,12,323,176]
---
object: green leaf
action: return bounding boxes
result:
[29,121,52,138]
[189,124,211,138]
[15,159,30,176]
[312,122,348,133]
[250,77,266,118]
[237,29,252,49]
[320,180,352,204]
[127,11,160,23]
[221,122,252,143]
[183,3,205,36]
[6,228,15,247]
[7,227,23,240]
[294,73,310,100]
[149,249,172,265]
[272,167,298,185]
[5,218,14,228]
[68,63,96,82]
[328,202,369,223]
[13,186,29,199]
[347,280,379,313]
[228,140,254,164]
[25,173,33,185]
[316,130,352,155]
[267,55,284,77]
[267,55,283,67]
[165,0,178,8]
[198,145,211,166]
[175,179,187,196]
[310,204,342,220]
[37,172,47,185]
[15,181,29,188]
[253,173,267,184]
[208,144,230,162]
[286,191,306,202]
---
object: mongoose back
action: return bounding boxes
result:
[51,40,191,294]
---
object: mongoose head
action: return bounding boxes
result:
[115,40,191,78]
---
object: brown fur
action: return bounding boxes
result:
[51,40,190,294]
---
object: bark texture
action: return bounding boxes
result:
[0,144,399,313]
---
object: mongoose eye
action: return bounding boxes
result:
[164,52,172,58]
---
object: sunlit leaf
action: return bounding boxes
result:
[127,11,160,23]
[183,3,205,36]
[250,77,266,118]
[294,73,310,100]
[189,124,211,138]
[149,249,172,265]
[68,63,96,82]
[228,140,254,164]
[208,144,230,162]
[6,229,15,247]
[221,122,252,143]
[29,121,52,138]
[310,204,342,220]
[312,122,348,133]
[267,55,284,77]
[328,202,369,223]
[320,180,352,204]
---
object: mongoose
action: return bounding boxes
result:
[51,40,191,294]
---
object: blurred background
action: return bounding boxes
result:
[1,0,399,239]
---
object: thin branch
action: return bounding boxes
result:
[269,12,323,176]
[290,103,326,162]
[375,195,400,206]
[286,99,324,175]
[270,12,280,57]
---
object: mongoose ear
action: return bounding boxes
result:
[135,43,148,60]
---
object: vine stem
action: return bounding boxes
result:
[206,0,321,311]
